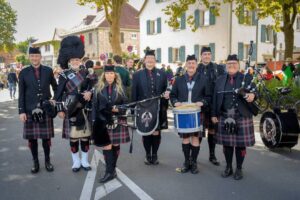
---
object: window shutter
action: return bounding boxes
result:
[156,48,161,63]
[238,6,244,24]
[209,7,216,25]
[251,43,257,62]
[168,47,173,63]
[261,25,266,42]
[209,43,215,61]
[155,0,160,3]
[179,46,186,62]
[238,42,244,60]
[180,12,186,30]
[147,20,150,35]
[194,9,200,28]
[194,44,200,60]
[157,18,161,33]
[252,11,257,26]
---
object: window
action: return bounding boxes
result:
[120,32,124,43]
[196,9,214,27]
[238,42,257,61]
[173,48,179,62]
[239,7,257,26]
[265,26,274,43]
[261,25,274,43]
[131,33,137,39]
[203,10,210,26]
[150,21,155,34]
[45,44,50,52]
[89,33,93,44]
[297,17,300,30]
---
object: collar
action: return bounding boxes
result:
[185,72,197,81]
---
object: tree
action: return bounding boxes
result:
[15,54,30,65]
[163,0,300,59]
[77,0,127,55]
[0,0,17,52]
[15,37,34,54]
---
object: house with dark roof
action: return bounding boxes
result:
[61,3,140,61]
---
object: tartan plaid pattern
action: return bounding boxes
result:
[65,71,85,93]
[23,114,54,139]
[216,112,255,147]
[108,118,130,145]
[62,112,91,139]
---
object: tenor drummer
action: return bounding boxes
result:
[211,54,256,180]
[131,49,169,165]
[170,55,211,174]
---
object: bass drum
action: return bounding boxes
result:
[259,110,300,148]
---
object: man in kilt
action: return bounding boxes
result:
[197,46,225,166]
[54,36,93,172]
[212,54,256,180]
[131,49,169,165]
[92,65,130,183]
[18,47,57,173]
[171,55,211,174]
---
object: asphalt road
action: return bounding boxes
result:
[0,89,300,200]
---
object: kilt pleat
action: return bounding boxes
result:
[217,112,255,147]
[23,114,54,139]
[108,118,130,145]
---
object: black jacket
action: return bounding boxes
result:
[7,72,18,84]
[197,62,225,104]
[131,67,168,101]
[212,72,257,118]
[92,84,128,122]
[18,65,57,114]
[170,73,211,107]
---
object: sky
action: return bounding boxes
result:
[7,0,144,42]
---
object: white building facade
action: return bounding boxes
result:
[139,0,300,69]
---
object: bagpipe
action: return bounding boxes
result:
[99,94,166,153]
[218,41,259,116]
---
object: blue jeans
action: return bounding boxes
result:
[8,82,16,98]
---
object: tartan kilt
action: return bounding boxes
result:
[23,114,54,140]
[62,111,91,139]
[108,118,130,145]
[217,112,255,147]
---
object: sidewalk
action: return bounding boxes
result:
[0,88,18,103]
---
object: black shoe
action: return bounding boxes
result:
[176,161,190,173]
[45,161,54,172]
[72,167,81,173]
[151,154,159,165]
[81,165,92,171]
[190,161,199,174]
[99,173,115,183]
[144,154,152,165]
[31,160,40,174]
[209,156,220,166]
[221,167,233,178]
[233,169,243,180]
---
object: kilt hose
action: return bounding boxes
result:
[23,114,54,140]
[108,118,130,145]
[217,112,255,147]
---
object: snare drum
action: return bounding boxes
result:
[173,104,202,133]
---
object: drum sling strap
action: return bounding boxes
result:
[187,81,195,103]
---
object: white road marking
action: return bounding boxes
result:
[80,149,154,200]
[79,150,100,200]
[94,179,122,200]
[97,152,154,200]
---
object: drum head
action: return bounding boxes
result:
[259,111,282,148]
[173,103,200,113]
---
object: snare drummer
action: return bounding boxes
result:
[92,65,130,183]
[170,55,211,174]
[211,54,256,180]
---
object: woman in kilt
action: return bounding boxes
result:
[170,55,210,174]
[92,65,130,183]
[54,36,93,172]
[212,54,256,180]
